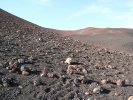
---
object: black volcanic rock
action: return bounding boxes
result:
[0,9,133,100]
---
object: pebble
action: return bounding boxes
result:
[18,58,25,64]
[128,96,133,100]
[85,91,91,95]
[3,83,9,87]
[116,79,125,86]
[20,65,29,72]
[82,69,87,74]
[9,61,13,66]
[22,71,29,75]
[34,78,41,86]
[101,79,107,84]
[107,65,113,69]
[0,63,3,67]
[65,57,72,64]
[93,86,104,94]
[67,67,73,75]
[114,92,120,96]
[18,85,23,89]
[47,72,55,78]
[40,67,48,77]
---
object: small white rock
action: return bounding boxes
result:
[101,79,107,84]
[128,96,133,100]
[18,85,23,89]
[22,71,29,75]
[93,86,104,94]
[65,57,72,64]
[82,69,87,74]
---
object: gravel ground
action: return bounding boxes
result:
[0,9,133,100]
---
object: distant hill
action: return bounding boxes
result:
[62,27,133,54]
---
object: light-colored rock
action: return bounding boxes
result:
[114,92,120,96]
[116,79,125,86]
[101,79,107,84]
[82,69,87,74]
[128,96,133,100]
[18,85,23,89]
[85,91,90,95]
[22,71,29,75]
[65,57,72,64]
[47,72,55,78]
[93,86,104,94]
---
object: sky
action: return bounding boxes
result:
[0,0,133,30]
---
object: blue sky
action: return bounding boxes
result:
[0,0,133,30]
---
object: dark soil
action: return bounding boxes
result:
[0,9,133,100]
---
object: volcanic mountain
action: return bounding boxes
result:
[65,27,133,54]
[0,9,133,100]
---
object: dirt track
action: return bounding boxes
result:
[0,9,133,100]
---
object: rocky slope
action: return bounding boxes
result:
[0,9,133,100]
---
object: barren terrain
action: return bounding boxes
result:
[0,9,133,100]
